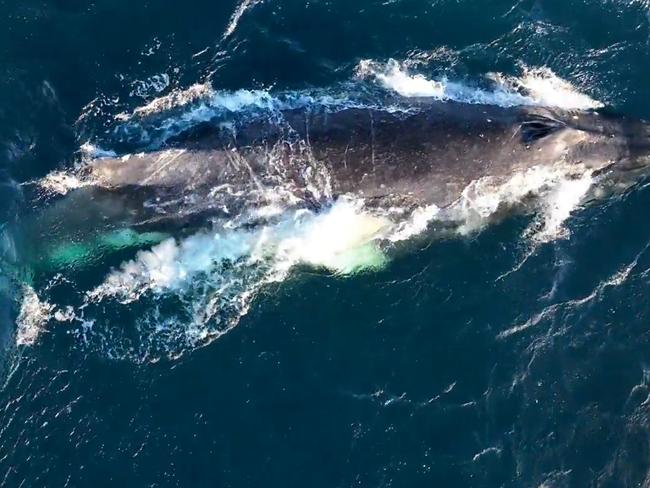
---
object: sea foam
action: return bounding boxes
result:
[356,59,603,110]
[26,62,606,356]
[73,162,594,359]
[89,198,390,303]
[16,285,53,346]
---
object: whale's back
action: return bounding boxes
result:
[88,102,606,209]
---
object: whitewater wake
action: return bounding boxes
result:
[17,63,606,359]
[355,59,603,110]
[95,61,602,150]
[21,161,597,359]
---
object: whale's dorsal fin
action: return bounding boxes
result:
[520,115,565,143]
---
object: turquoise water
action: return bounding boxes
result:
[2,1,650,486]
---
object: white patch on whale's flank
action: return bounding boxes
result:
[16,285,53,346]
[356,59,603,110]
[223,0,263,40]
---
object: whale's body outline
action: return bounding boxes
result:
[18,99,650,271]
[90,100,650,206]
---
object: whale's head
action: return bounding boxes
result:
[522,109,650,189]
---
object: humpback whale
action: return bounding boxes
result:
[92,101,650,203]
[19,100,650,270]
[8,98,650,353]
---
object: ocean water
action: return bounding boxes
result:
[2,0,650,486]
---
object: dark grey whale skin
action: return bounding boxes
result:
[90,101,650,210]
[22,101,650,260]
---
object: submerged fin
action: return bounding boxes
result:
[45,229,169,270]
[520,115,565,143]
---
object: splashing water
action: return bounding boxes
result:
[356,59,603,110]
[16,286,53,346]
[18,161,594,360]
[21,64,609,358]
[89,198,390,304]
[96,60,602,152]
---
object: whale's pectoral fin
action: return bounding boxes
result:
[520,116,565,143]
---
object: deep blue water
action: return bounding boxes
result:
[3,1,650,486]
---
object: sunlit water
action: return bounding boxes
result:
[2,0,650,486]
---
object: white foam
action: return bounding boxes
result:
[498,240,647,340]
[81,199,391,358]
[80,142,117,159]
[16,285,53,346]
[384,164,595,244]
[44,154,597,359]
[356,59,603,110]
[532,170,594,242]
[223,0,263,39]
[489,67,604,111]
[87,163,594,309]
[126,83,359,123]
[130,82,214,118]
[449,165,593,239]
[38,171,92,195]
[37,143,115,194]
[356,59,450,98]
[114,82,370,148]
[90,198,390,303]
[268,199,389,276]
[131,73,171,99]
[472,447,502,462]
[388,204,441,242]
